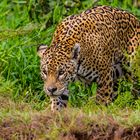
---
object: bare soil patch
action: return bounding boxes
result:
[0,109,140,140]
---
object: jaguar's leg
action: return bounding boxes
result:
[123,64,140,98]
[50,89,69,112]
[96,66,118,105]
[121,54,140,98]
[125,31,140,96]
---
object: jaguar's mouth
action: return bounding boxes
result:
[49,88,69,98]
[62,89,69,95]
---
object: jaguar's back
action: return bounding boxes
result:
[38,6,140,111]
[52,6,140,62]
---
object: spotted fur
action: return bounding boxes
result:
[38,6,140,112]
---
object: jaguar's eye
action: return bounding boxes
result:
[58,69,65,76]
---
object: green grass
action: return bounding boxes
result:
[0,0,140,139]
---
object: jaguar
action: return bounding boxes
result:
[38,6,140,112]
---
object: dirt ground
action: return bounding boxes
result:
[0,111,140,140]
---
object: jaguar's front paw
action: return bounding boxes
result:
[50,96,67,112]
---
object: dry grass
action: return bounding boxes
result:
[0,96,140,140]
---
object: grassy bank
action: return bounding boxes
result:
[0,97,140,139]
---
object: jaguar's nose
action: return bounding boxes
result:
[47,86,57,94]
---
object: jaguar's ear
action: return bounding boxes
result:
[72,43,80,60]
[37,45,48,58]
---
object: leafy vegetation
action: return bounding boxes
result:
[0,0,140,139]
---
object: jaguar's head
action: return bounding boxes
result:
[37,43,80,97]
